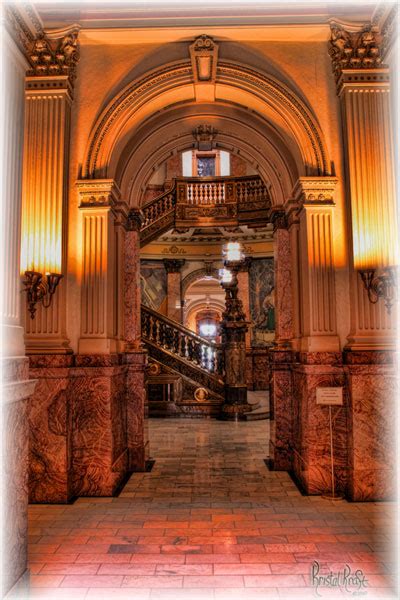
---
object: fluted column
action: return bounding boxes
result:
[293,177,340,352]
[163,259,185,323]
[1,30,28,358]
[77,180,127,354]
[20,75,73,353]
[339,70,397,348]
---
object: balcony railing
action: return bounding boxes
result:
[138,174,271,245]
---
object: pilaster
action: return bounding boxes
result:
[21,27,80,354]
[293,177,340,352]
[77,180,127,354]
[329,24,398,349]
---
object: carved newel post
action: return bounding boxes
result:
[219,243,250,420]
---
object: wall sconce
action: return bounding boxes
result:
[22,271,63,319]
[359,267,397,314]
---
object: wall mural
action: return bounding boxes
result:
[249,258,275,346]
[140,260,167,313]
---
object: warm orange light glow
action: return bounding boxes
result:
[352,209,399,271]
[20,212,62,275]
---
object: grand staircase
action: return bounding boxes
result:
[139,173,271,418]
[141,306,225,417]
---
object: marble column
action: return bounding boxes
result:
[77,180,127,354]
[271,211,293,349]
[124,210,149,471]
[163,259,185,323]
[268,211,294,470]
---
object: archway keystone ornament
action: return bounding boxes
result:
[189,34,218,102]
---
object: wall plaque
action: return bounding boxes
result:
[316,387,343,406]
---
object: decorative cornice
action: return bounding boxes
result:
[27,28,80,82]
[3,3,42,56]
[329,22,387,86]
[292,177,338,206]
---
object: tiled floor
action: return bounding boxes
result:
[28,417,397,600]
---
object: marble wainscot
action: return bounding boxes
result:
[2,357,36,598]
[344,350,397,501]
[28,353,148,503]
[291,352,347,496]
[268,349,293,470]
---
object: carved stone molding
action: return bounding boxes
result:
[189,34,218,84]
[76,179,121,208]
[292,177,338,206]
[329,23,386,84]
[193,124,218,150]
[3,3,42,56]
[83,60,329,179]
[163,259,185,274]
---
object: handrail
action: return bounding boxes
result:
[141,304,223,376]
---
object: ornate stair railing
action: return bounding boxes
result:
[141,305,223,378]
[139,175,271,246]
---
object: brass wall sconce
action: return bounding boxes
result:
[359,267,397,314]
[22,271,63,319]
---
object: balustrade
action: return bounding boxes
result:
[141,305,223,376]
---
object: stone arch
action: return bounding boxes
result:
[82,58,331,189]
[181,268,221,297]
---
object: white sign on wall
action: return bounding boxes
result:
[316,387,343,406]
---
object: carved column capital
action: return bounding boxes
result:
[328,20,394,95]
[292,177,338,207]
[27,27,80,85]
[163,259,185,274]
[270,210,288,232]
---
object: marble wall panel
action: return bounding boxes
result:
[345,364,397,501]
[140,260,167,313]
[70,360,129,497]
[126,351,149,471]
[3,395,29,595]
[28,356,73,503]
[249,258,275,347]
[269,362,293,470]
[2,357,36,596]
[292,363,347,496]
[246,348,270,390]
